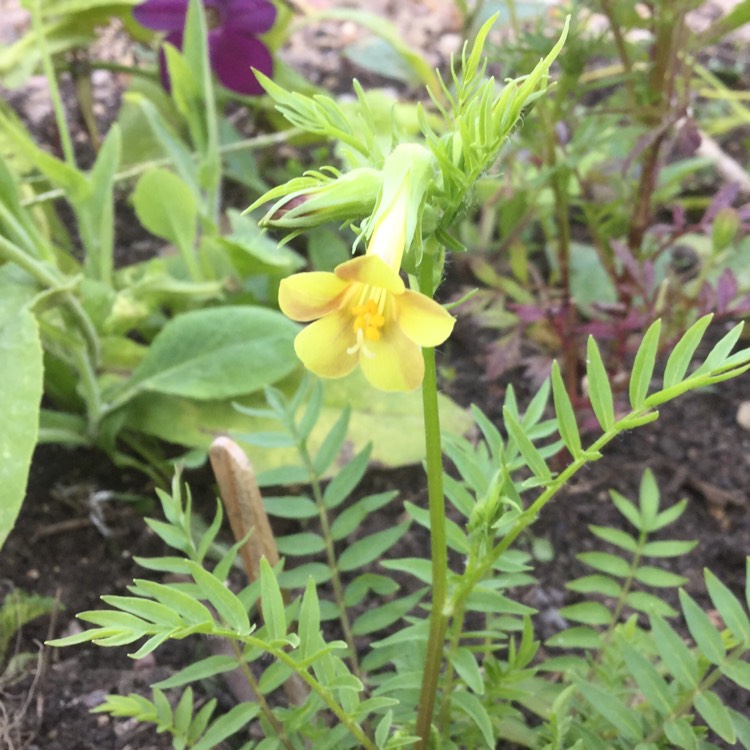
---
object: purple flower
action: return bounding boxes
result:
[134,0,276,96]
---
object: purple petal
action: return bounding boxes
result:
[211,30,272,95]
[133,0,188,32]
[223,0,277,34]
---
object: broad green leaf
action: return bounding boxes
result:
[633,566,687,588]
[0,309,43,549]
[520,378,550,429]
[566,575,621,598]
[329,491,397,541]
[503,407,552,482]
[680,589,726,664]
[692,321,744,377]
[729,707,750,748]
[191,702,260,750]
[450,647,484,695]
[545,626,601,649]
[323,445,371,509]
[100,595,183,627]
[126,307,298,400]
[133,168,198,252]
[663,314,712,388]
[704,568,750,644]
[174,687,194,736]
[154,655,239,689]
[577,682,643,741]
[404,501,468,553]
[275,532,326,556]
[78,125,120,284]
[638,468,660,530]
[629,319,661,408]
[351,588,426,636]
[297,378,324,440]
[586,336,615,430]
[260,557,286,641]
[464,588,535,615]
[263,495,319,520]
[558,601,612,626]
[650,499,689,532]
[337,523,410,572]
[649,614,699,689]
[129,579,213,627]
[577,551,630,578]
[380,558,432,586]
[701,0,750,42]
[641,539,697,557]
[239,431,295,449]
[343,573,400,607]
[277,562,332,589]
[187,562,251,635]
[609,489,642,530]
[470,402,504,459]
[551,361,582,456]
[451,690,494,746]
[0,266,39,328]
[620,642,673,716]
[298,578,321,660]
[588,525,637,553]
[694,690,735,744]
[664,718,699,750]
[136,98,201,196]
[721,659,750,690]
[188,699,217,743]
[624,591,676,617]
[313,405,351,476]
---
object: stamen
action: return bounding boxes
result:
[349,293,386,354]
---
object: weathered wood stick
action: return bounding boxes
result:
[208,436,307,707]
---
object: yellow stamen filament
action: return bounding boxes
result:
[347,297,386,356]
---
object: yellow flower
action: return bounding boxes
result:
[278,175,454,392]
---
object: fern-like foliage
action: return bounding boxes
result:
[47,314,750,749]
[535,472,750,749]
[366,314,750,748]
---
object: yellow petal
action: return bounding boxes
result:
[397,290,455,347]
[294,311,358,379]
[359,322,424,391]
[335,255,405,294]
[279,272,350,322]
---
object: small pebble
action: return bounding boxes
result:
[736,400,750,430]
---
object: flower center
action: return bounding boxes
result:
[205,5,224,29]
[347,295,386,357]
[352,299,385,342]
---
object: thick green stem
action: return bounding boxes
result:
[415,255,449,749]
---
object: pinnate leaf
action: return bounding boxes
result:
[679,589,726,664]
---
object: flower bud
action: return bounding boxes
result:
[252,167,382,230]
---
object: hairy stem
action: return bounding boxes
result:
[415,254,449,749]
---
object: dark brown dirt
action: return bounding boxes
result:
[4,324,750,748]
